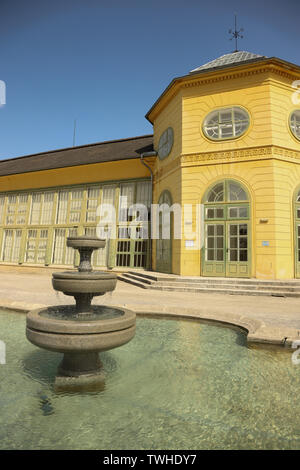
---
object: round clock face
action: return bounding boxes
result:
[158,127,174,160]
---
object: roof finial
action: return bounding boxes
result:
[229,13,244,52]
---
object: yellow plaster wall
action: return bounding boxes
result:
[180,159,283,278]
[153,92,182,163]
[0,158,152,193]
[182,73,273,155]
[269,74,300,151]
[152,166,182,274]
[272,158,300,279]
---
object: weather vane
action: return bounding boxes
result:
[229,14,244,52]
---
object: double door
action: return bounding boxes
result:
[202,221,250,277]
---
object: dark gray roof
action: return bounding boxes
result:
[0,135,154,177]
[190,51,266,73]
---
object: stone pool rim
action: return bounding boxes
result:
[0,300,299,348]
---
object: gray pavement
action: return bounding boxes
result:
[0,265,299,346]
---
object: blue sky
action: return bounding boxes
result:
[0,0,299,159]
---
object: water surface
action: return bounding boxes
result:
[0,309,299,450]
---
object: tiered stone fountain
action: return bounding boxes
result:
[26,236,136,388]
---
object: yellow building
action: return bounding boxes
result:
[1,51,300,280]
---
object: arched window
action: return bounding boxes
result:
[205,180,248,204]
[156,190,172,273]
[203,106,250,141]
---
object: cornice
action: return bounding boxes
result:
[153,146,300,181]
[181,145,300,165]
[182,67,270,89]
[182,65,299,90]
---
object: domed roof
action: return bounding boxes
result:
[190,51,267,74]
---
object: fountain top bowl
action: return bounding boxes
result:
[67,236,106,250]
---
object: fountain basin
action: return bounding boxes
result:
[26,305,136,353]
[52,271,117,296]
[67,236,106,250]
[26,305,136,383]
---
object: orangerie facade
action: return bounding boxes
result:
[1,51,300,279]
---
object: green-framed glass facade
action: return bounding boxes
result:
[0,179,151,269]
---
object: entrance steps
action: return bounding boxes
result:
[117,271,300,297]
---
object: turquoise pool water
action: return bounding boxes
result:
[0,309,299,450]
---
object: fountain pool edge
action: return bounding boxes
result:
[0,300,299,349]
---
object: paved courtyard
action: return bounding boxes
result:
[0,265,300,347]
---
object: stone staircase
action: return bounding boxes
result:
[117,271,300,297]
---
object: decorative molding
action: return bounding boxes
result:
[153,146,300,181]
[182,65,299,91]
[273,146,300,161]
[181,146,273,164]
[181,145,300,165]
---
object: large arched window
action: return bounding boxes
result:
[203,106,250,141]
[202,180,250,278]
[204,180,248,212]
[156,190,172,273]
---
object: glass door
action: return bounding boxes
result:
[203,223,225,276]
[202,180,250,278]
[226,222,249,277]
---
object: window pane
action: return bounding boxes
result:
[207,225,214,236]
[216,208,224,218]
[240,250,248,262]
[220,123,233,138]
[57,191,68,224]
[30,194,41,224]
[235,121,248,137]
[230,237,238,249]
[239,238,248,249]
[207,183,224,202]
[41,192,54,225]
[229,182,248,201]
[239,207,248,218]
[239,224,248,236]
[216,237,223,248]
[229,207,238,218]
[230,225,237,236]
[219,111,232,123]
[216,225,224,236]
[207,237,214,249]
